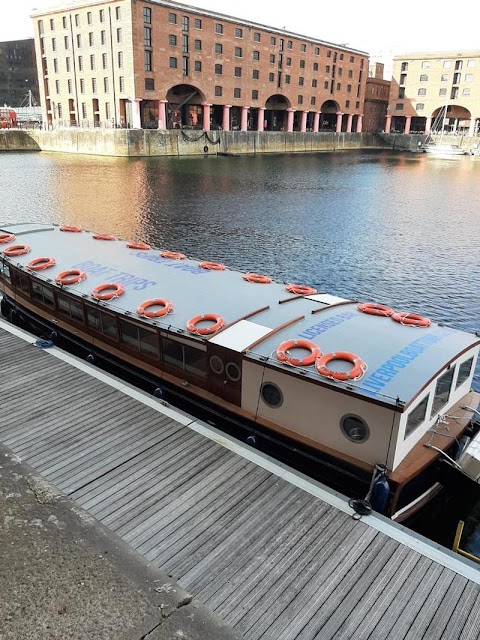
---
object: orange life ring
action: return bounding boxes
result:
[243,272,272,284]
[137,298,173,318]
[186,313,225,335]
[391,312,431,328]
[315,351,367,382]
[60,226,82,233]
[0,233,15,244]
[276,339,322,367]
[91,283,125,301]
[55,269,86,285]
[199,261,225,271]
[127,242,151,250]
[161,250,186,260]
[27,257,56,271]
[3,244,31,257]
[93,233,116,241]
[285,284,318,296]
[358,302,394,317]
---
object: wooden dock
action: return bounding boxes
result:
[1,320,479,640]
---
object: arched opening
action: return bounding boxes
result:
[158,84,206,129]
[319,100,340,131]
[431,104,471,135]
[265,94,291,131]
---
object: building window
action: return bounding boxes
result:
[215,43,223,54]
[118,51,123,68]
[420,74,428,81]
[401,61,408,72]
[269,54,275,64]
[169,57,177,69]
[338,68,342,76]
[194,18,202,29]
[55,79,60,93]
[398,87,405,99]
[235,46,242,57]
[49,18,54,30]
[326,65,330,73]
[169,34,177,46]
[234,66,241,77]
[215,63,222,74]
[115,6,121,20]
[182,16,189,31]
[439,88,447,96]
[253,50,260,61]
[215,85,222,96]
[416,103,424,111]
[310,96,316,105]
[182,57,189,76]
[462,88,471,96]
[101,30,106,45]
[76,34,81,48]
[145,50,152,71]
[81,102,87,118]
[168,12,176,24]
[57,103,62,118]
[66,57,71,72]
[269,72,275,82]
[145,78,154,91]
[252,90,258,100]
[324,80,328,89]
[62,16,67,28]
[287,40,293,49]
[467,59,476,67]
[465,73,473,81]
[421,60,430,68]
[345,100,350,108]
[53,58,58,73]
[99,9,105,22]
[299,77,304,86]
[431,368,455,418]
[105,102,110,119]
[102,53,107,69]
[234,88,241,98]
[103,77,109,92]
[194,39,201,51]
[144,27,151,47]
[87,11,92,25]
[298,95,303,104]
[144,7,151,23]
[347,84,352,93]
[89,32,94,46]
[300,43,307,52]
[451,87,459,99]
[312,79,317,87]
[396,103,403,110]
[80,78,85,93]
[327,50,332,58]
[418,88,426,96]
[215,23,223,34]
[300,59,305,69]
[194,60,201,72]
[253,32,261,42]
[315,46,320,55]
[340,415,370,443]
[92,77,97,93]
[235,27,243,38]
[286,57,292,66]
[67,79,72,93]
[313,62,318,71]
[441,74,449,81]
[63,36,68,49]
[455,60,463,70]
[285,74,290,84]
[336,82,341,90]
[348,69,353,78]
[116,28,122,43]
[252,69,259,79]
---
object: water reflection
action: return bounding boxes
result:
[1,149,479,388]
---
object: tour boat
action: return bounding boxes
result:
[1,222,479,522]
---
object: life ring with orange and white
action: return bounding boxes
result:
[60,226,82,233]
[199,261,225,271]
[2,244,31,257]
[358,302,394,317]
[276,339,322,367]
[285,284,318,296]
[91,283,125,301]
[0,233,15,244]
[243,272,272,284]
[127,242,151,250]
[186,313,225,335]
[391,312,431,328]
[315,351,367,382]
[161,250,186,260]
[27,257,56,272]
[55,269,86,285]
[93,233,116,241]
[137,298,173,318]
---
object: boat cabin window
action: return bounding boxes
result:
[11,268,30,293]
[226,362,242,382]
[340,415,370,443]
[86,305,118,340]
[119,318,158,357]
[405,395,429,438]
[31,281,55,307]
[163,337,206,378]
[0,261,10,280]
[210,355,224,374]
[261,382,283,408]
[456,357,473,389]
[57,293,84,322]
[430,368,454,417]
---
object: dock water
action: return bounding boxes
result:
[1,319,479,639]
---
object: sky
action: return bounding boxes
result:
[2,0,480,75]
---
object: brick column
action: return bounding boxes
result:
[335,111,343,133]
[158,99,167,130]
[241,105,249,131]
[131,98,142,129]
[356,114,363,133]
[257,107,265,131]
[300,110,308,133]
[222,104,231,132]
[404,116,411,134]
[286,108,295,132]
[346,114,353,133]
[313,111,320,132]
[385,115,392,133]
[202,102,211,131]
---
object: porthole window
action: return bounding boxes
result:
[226,362,241,382]
[340,414,370,443]
[209,355,224,374]
[261,382,283,408]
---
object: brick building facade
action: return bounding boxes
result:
[0,39,39,107]
[32,0,369,132]
[363,62,390,133]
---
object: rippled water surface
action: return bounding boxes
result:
[1,149,479,388]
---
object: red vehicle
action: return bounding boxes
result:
[0,108,17,129]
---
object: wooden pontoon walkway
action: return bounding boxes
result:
[1,321,479,640]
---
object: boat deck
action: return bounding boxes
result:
[1,320,479,640]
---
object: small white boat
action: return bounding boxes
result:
[423,142,468,157]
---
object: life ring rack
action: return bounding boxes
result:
[91,283,125,301]
[137,298,173,318]
[187,313,225,335]
[60,226,82,233]
[161,250,186,260]
[285,284,318,296]
[55,269,86,285]
[0,233,16,244]
[243,272,272,284]
[27,257,56,272]
[2,244,31,257]
[199,261,226,271]
[315,351,367,382]
[93,233,116,241]
[276,339,322,367]
[358,302,394,317]
[127,242,151,250]
[391,312,431,328]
